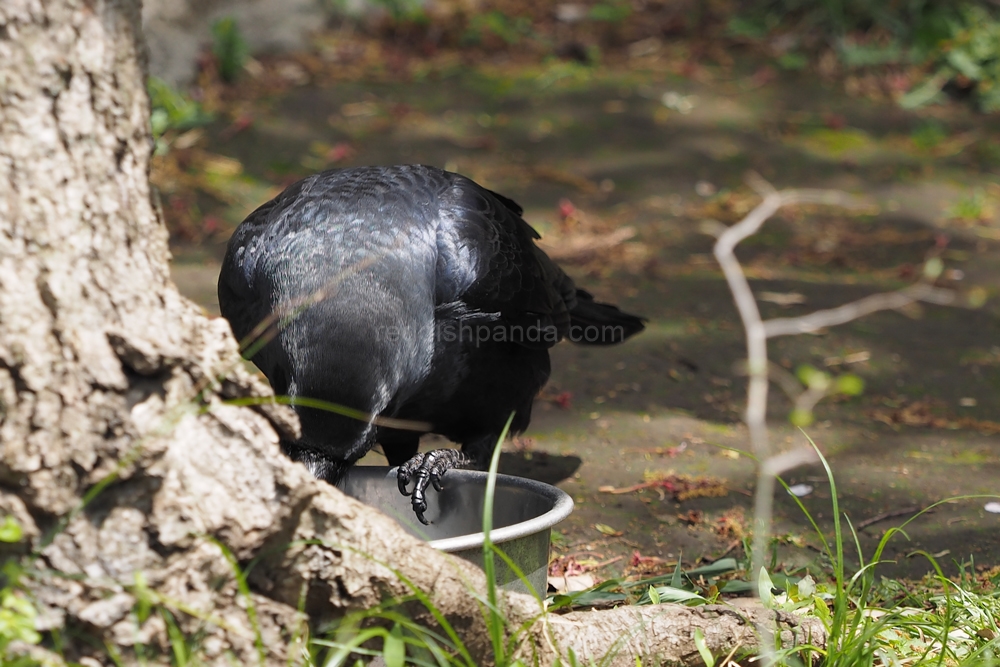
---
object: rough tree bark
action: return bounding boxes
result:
[0,1,824,664]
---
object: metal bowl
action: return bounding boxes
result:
[339,466,574,595]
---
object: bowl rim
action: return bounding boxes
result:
[348,466,575,553]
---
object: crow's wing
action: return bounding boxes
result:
[434,173,577,347]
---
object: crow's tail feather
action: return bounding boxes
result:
[568,289,646,345]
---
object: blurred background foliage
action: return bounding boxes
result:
[145,0,1000,250]
[150,0,1000,140]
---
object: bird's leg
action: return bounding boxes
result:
[458,432,502,471]
[397,449,471,525]
[382,436,420,468]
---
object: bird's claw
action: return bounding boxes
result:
[396,449,469,524]
[397,471,413,497]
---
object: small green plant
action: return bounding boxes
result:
[911,120,948,150]
[940,5,1000,111]
[0,517,22,544]
[771,439,1000,666]
[0,519,42,666]
[146,77,214,153]
[853,3,1000,112]
[548,557,742,612]
[949,188,993,222]
[726,2,1000,112]
[211,17,249,83]
[788,364,865,427]
[693,628,714,667]
[0,588,41,667]
[837,38,909,68]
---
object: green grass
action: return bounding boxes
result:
[5,440,1000,666]
[3,387,1000,665]
[387,434,1000,666]
[291,440,1000,666]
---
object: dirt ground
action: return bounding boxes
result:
[167,45,1000,582]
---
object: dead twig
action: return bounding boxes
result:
[701,540,742,563]
[856,505,931,530]
[591,555,626,570]
[598,482,657,495]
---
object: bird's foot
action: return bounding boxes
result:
[396,449,470,525]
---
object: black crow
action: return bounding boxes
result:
[219,165,644,523]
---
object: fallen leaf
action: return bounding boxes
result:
[678,509,703,526]
[629,551,666,567]
[625,443,686,457]
[594,523,622,536]
[201,154,243,176]
[548,554,585,577]
[531,165,599,193]
[547,573,596,594]
[340,100,380,117]
[714,507,746,539]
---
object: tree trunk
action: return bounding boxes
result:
[0,1,824,664]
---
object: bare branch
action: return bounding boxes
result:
[763,284,956,338]
[761,447,821,477]
[714,175,961,638]
[744,171,777,198]
[732,360,806,402]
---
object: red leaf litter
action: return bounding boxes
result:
[599,473,728,502]
[558,198,577,219]
[548,555,586,577]
[538,387,573,409]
